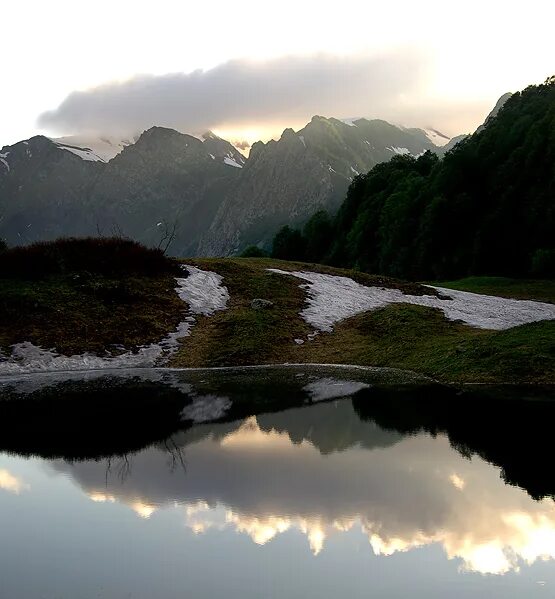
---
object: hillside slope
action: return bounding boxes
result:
[1,248,552,384]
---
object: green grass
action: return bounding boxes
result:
[0,238,185,356]
[172,259,555,384]
[0,273,184,355]
[300,304,555,384]
[1,250,553,384]
[437,276,555,303]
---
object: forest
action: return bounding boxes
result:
[270,77,555,280]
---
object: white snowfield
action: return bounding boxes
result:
[56,144,105,162]
[268,269,555,332]
[51,136,134,162]
[178,266,230,315]
[223,155,243,168]
[0,266,229,376]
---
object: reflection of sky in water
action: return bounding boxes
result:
[2,399,555,598]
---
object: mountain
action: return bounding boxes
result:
[0,117,442,255]
[270,77,555,279]
[0,135,102,243]
[0,128,244,253]
[85,127,245,255]
[198,117,438,254]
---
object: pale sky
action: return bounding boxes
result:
[2,0,554,146]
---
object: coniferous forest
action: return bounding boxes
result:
[271,77,555,280]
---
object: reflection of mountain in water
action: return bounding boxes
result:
[169,400,403,456]
[256,400,402,454]
[45,394,555,575]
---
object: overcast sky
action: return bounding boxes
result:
[2,0,554,146]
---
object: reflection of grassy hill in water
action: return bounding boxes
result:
[0,378,189,460]
[353,384,555,500]
[3,367,555,505]
[0,366,413,460]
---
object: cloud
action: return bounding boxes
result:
[38,51,440,138]
[233,140,251,151]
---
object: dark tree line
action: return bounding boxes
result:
[271,77,555,280]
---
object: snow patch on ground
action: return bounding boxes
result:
[181,395,232,423]
[350,166,360,175]
[0,266,229,376]
[298,135,306,147]
[178,266,230,315]
[304,378,370,402]
[268,269,555,331]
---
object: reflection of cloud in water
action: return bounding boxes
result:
[0,469,29,494]
[50,400,555,575]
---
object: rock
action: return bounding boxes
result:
[251,298,274,310]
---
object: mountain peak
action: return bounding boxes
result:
[202,130,220,141]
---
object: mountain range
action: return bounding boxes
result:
[0,113,478,255]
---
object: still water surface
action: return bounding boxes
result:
[0,368,554,598]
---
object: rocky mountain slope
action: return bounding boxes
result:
[1,117,443,255]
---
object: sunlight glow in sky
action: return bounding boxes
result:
[2,0,554,145]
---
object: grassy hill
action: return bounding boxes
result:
[0,241,553,384]
[171,258,554,384]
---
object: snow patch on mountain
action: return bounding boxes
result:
[387,146,411,155]
[268,269,555,332]
[51,136,134,162]
[423,128,451,147]
[56,145,105,162]
[223,155,243,168]
[0,152,9,171]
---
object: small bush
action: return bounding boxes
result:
[240,245,268,258]
[0,237,183,280]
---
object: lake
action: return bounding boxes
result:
[0,367,554,598]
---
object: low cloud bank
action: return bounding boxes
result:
[38,51,453,137]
